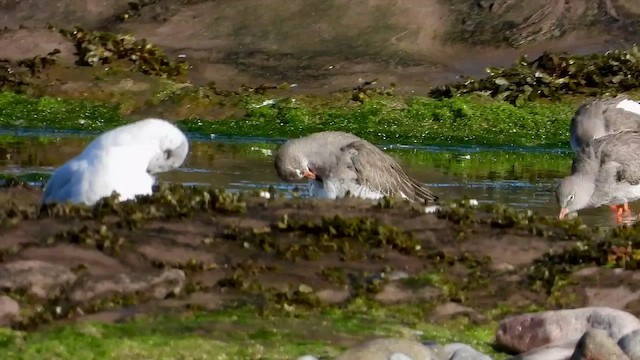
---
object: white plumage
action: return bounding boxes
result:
[42,118,189,205]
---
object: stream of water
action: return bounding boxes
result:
[0,132,625,227]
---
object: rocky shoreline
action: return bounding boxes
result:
[2,183,640,358]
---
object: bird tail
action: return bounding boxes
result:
[409,178,439,203]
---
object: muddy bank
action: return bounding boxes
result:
[0,0,639,94]
[1,183,639,330]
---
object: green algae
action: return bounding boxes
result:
[0,92,124,131]
[181,95,575,148]
[431,46,640,104]
[0,90,576,148]
[0,304,509,360]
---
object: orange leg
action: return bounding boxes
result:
[610,203,632,223]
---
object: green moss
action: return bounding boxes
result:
[0,90,576,148]
[181,95,575,148]
[0,92,124,131]
[0,304,509,359]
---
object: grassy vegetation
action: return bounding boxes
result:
[0,303,506,360]
[0,92,124,132]
[0,91,576,148]
[184,95,575,148]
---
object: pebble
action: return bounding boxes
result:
[618,329,640,360]
[496,307,640,353]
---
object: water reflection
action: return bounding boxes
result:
[0,135,623,227]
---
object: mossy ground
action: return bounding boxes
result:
[0,90,579,148]
[2,26,640,360]
[0,303,505,360]
[1,183,638,359]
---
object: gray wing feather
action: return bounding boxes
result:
[339,140,438,203]
[580,131,640,185]
[603,106,640,134]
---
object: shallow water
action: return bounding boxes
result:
[0,133,626,227]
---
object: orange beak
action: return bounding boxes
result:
[303,169,316,180]
[558,207,569,220]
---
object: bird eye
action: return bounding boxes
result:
[164,149,172,160]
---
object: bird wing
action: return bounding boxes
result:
[337,140,438,203]
[42,159,89,204]
[602,105,640,134]
[593,131,640,185]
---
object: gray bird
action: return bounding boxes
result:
[568,96,640,217]
[570,95,640,151]
[557,130,640,222]
[274,131,438,203]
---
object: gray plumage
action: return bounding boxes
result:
[274,131,438,203]
[570,95,640,151]
[557,130,640,216]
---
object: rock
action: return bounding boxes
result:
[390,354,413,360]
[584,286,640,309]
[569,329,630,360]
[374,283,441,304]
[0,260,77,299]
[431,302,484,322]
[509,338,577,360]
[315,288,350,304]
[496,307,640,353]
[443,343,494,360]
[336,338,447,360]
[0,296,20,327]
[618,329,640,360]
[297,356,319,360]
[69,269,186,305]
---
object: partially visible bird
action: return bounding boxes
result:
[274,131,438,203]
[570,95,640,151]
[42,118,189,205]
[557,130,640,223]
[569,96,640,216]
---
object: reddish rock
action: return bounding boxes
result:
[496,307,640,353]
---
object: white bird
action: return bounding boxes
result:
[42,118,189,205]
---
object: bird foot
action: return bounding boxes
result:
[610,203,632,223]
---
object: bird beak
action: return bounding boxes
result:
[303,169,316,180]
[558,207,570,220]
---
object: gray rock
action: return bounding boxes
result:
[444,343,493,360]
[508,338,577,360]
[570,329,630,360]
[69,269,186,305]
[336,338,447,360]
[297,356,319,360]
[618,329,640,360]
[0,260,77,299]
[374,283,441,304]
[431,302,484,322]
[496,307,640,353]
[0,295,19,327]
